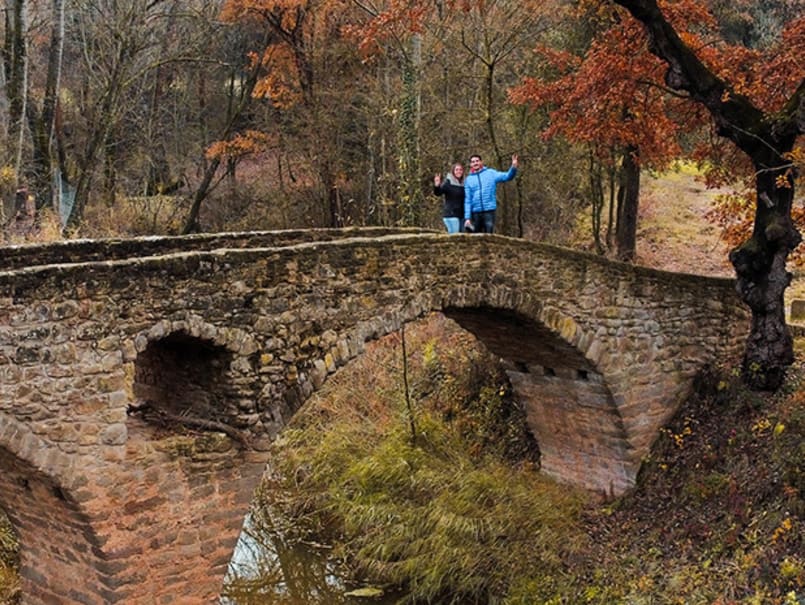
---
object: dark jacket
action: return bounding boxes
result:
[433,175,464,219]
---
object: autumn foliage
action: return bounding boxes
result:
[508,0,713,169]
[697,14,805,263]
[511,0,804,260]
[205,130,277,162]
[342,0,429,58]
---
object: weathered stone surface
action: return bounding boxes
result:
[0,228,748,604]
[791,299,805,322]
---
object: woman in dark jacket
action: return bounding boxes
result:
[433,163,465,234]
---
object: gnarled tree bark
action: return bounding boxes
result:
[614,0,804,390]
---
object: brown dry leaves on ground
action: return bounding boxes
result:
[636,168,805,312]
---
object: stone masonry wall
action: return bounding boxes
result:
[0,230,749,603]
[0,226,421,271]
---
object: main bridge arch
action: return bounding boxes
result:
[129,297,626,495]
[444,305,627,494]
[0,229,748,603]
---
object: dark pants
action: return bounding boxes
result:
[472,210,496,233]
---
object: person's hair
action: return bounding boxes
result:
[470,154,482,162]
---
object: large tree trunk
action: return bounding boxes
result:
[396,41,424,227]
[6,0,28,188]
[729,155,800,389]
[613,0,804,390]
[616,145,639,262]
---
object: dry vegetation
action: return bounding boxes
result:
[228,312,804,604]
[584,357,805,604]
[635,165,805,314]
[227,171,804,603]
[0,516,18,604]
[636,166,734,277]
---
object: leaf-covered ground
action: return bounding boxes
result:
[583,356,804,604]
[636,166,805,310]
[636,167,734,277]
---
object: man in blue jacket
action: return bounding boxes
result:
[463,153,519,234]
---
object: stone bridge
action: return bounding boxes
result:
[0,227,748,604]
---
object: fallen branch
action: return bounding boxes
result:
[127,401,253,449]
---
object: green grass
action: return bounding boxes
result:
[228,314,595,603]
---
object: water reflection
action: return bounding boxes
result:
[222,512,401,605]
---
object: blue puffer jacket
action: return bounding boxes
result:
[463,165,517,220]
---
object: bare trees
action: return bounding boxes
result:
[451,0,554,236]
[0,0,236,232]
[0,0,587,239]
[2,0,31,214]
[62,0,224,229]
[348,0,560,233]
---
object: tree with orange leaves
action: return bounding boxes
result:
[513,0,803,390]
[508,0,710,260]
[610,0,804,390]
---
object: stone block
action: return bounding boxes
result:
[791,299,805,322]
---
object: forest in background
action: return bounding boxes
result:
[0,0,801,256]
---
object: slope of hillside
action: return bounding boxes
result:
[636,169,734,277]
[582,170,805,603]
[635,168,805,318]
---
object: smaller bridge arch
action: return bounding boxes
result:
[0,419,106,603]
[134,332,234,418]
[129,317,262,442]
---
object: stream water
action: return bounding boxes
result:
[222,513,403,604]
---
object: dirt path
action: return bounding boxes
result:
[636,168,805,317]
[635,169,734,277]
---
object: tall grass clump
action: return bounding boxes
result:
[0,512,20,604]
[243,314,592,603]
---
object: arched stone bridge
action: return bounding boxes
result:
[0,227,748,604]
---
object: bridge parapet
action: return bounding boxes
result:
[0,226,426,271]
[0,230,749,603]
